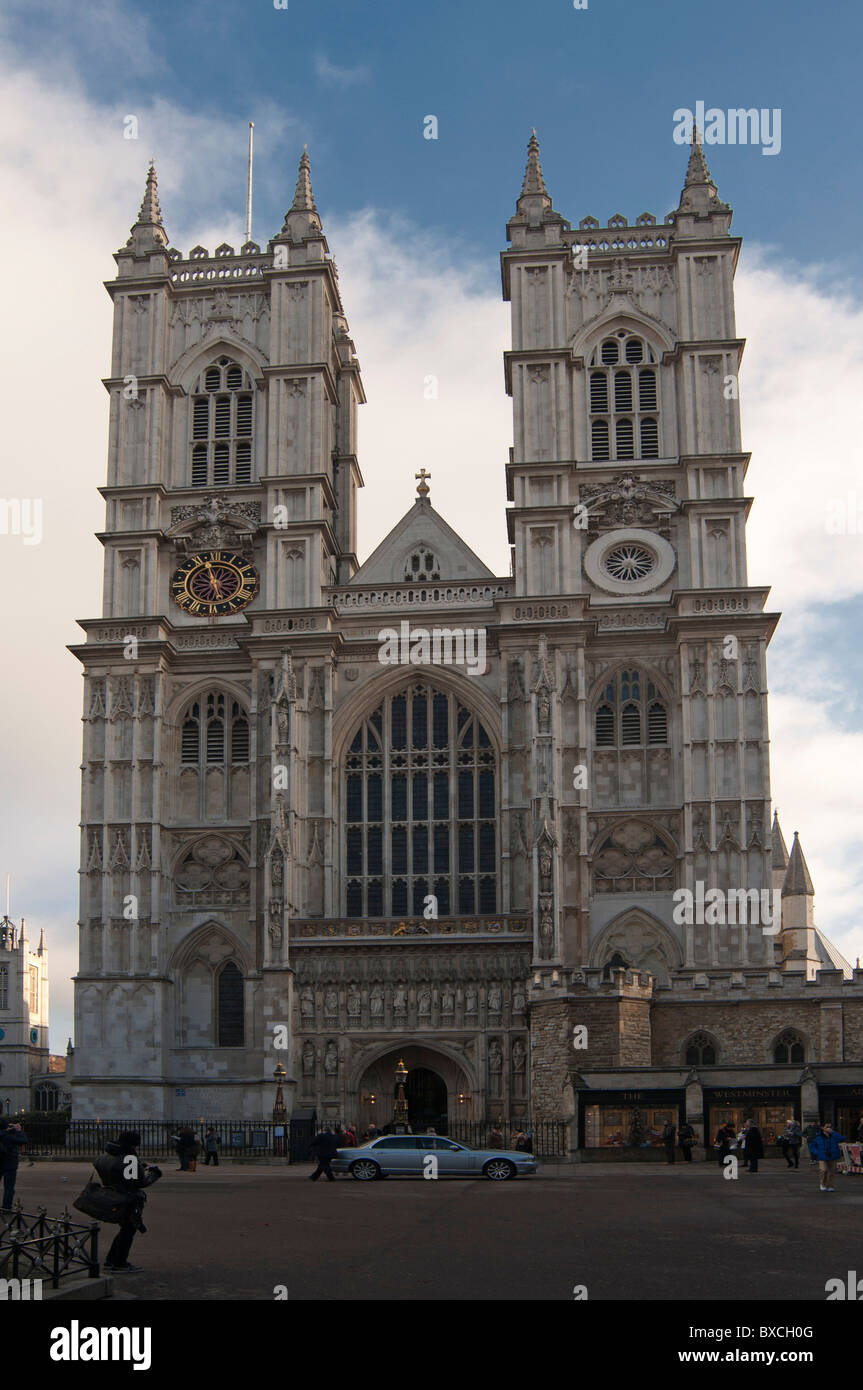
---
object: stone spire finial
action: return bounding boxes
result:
[415,468,431,498]
[521,129,549,199]
[783,832,815,897]
[278,147,324,243]
[771,811,790,872]
[292,146,318,213]
[137,162,164,227]
[677,125,727,216]
[125,162,168,253]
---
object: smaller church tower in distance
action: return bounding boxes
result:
[0,915,51,1115]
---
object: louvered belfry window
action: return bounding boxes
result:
[191,357,254,487]
[593,669,669,748]
[587,333,660,462]
[344,683,497,918]
[180,693,250,768]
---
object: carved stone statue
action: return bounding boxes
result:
[512,1039,527,1073]
[300,989,314,1017]
[370,988,384,1016]
[393,985,407,1013]
[302,1041,315,1075]
[418,987,431,1015]
[488,1040,503,1072]
[465,987,478,1013]
[536,689,551,731]
[441,986,454,1012]
[488,987,502,1012]
[324,989,338,1016]
[512,987,526,1013]
[324,1041,338,1075]
[347,990,361,1017]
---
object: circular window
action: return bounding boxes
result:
[604,543,655,582]
[583,528,676,596]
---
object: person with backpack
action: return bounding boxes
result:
[742,1119,764,1173]
[93,1131,162,1274]
[0,1119,27,1211]
[809,1121,847,1192]
[171,1127,200,1172]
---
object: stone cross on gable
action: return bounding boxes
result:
[415,468,431,497]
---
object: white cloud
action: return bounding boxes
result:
[314,53,371,87]
[1,36,861,1056]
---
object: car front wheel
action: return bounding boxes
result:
[483,1158,516,1181]
[350,1158,382,1181]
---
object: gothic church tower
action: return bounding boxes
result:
[71,156,365,1117]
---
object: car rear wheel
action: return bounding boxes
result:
[350,1158,381,1181]
[483,1158,516,1181]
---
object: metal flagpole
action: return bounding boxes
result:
[245,121,254,244]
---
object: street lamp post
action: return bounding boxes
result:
[273,1062,288,1157]
[393,1059,409,1133]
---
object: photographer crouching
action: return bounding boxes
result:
[93,1130,162,1274]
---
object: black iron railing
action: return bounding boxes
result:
[22,1119,289,1160]
[0,1206,99,1290]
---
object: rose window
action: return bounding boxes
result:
[603,543,655,582]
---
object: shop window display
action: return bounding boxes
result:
[708,1106,789,1145]
[585,1105,677,1147]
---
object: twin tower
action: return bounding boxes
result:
[70,133,855,1135]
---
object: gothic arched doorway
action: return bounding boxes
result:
[406,1066,447,1132]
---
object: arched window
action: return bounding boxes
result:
[773,1029,805,1064]
[684,1032,717,1066]
[35,1083,60,1112]
[180,694,250,769]
[344,683,497,918]
[217,961,244,1046]
[0,964,7,1010]
[587,332,661,461]
[593,669,669,748]
[190,357,254,487]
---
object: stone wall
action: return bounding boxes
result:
[529,999,571,1117]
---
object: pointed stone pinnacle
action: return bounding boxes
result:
[685,126,713,187]
[521,129,549,199]
[136,162,164,227]
[783,832,815,897]
[292,148,317,213]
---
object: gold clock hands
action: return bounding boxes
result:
[202,559,224,599]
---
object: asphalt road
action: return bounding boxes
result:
[11,1158,860,1301]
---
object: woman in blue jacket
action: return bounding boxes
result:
[809,1122,846,1192]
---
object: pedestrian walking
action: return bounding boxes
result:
[714,1122,736,1166]
[308,1126,338,1182]
[742,1119,764,1173]
[662,1119,676,1164]
[513,1130,530,1152]
[344,1125,357,1147]
[809,1121,846,1192]
[678,1121,696,1162]
[0,1119,27,1211]
[802,1120,819,1166]
[203,1128,220,1166]
[488,1125,503,1150]
[93,1130,162,1274]
[779,1118,802,1169]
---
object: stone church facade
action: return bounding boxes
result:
[71,135,863,1148]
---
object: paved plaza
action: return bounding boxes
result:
[12,1158,862,1302]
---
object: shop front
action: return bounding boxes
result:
[578,1089,684,1155]
[816,1085,863,1139]
[703,1086,801,1147]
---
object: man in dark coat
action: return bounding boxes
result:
[662,1119,676,1164]
[93,1130,162,1273]
[0,1119,27,1211]
[678,1121,696,1162]
[742,1120,764,1173]
[308,1127,339,1182]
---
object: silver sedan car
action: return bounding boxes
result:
[332,1134,537,1181]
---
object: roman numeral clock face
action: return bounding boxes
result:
[171,550,259,617]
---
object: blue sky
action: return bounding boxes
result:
[2,0,862,1047]
[7,0,862,283]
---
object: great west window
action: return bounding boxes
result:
[344,684,497,917]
